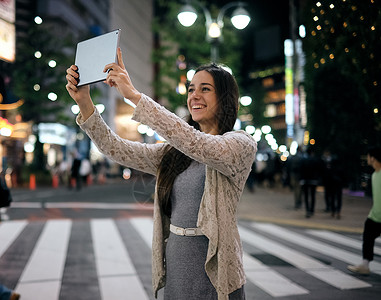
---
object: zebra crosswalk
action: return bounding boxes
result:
[0,218,380,300]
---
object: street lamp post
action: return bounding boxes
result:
[177,1,251,62]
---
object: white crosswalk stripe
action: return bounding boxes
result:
[243,252,309,297]
[0,218,379,299]
[129,217,154,249]
[252,223,381,277]
[15,220,72,300]
[0,220,28,258]
[306,229,381,256]
[239,225,371,290]
[91,219,149,300]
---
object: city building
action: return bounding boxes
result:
[0,0,154,186]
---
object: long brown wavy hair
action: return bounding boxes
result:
[156,63,240,217]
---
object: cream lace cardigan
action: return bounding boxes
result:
[77,94,257,299]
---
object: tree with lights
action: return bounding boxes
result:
[301,0,380,189]
[10,20,73,177]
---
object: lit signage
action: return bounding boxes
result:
[0,116,13,136]
[284,39,294,134]
[38,123,68,146]
[0,0,15,63]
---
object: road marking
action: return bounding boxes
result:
[13,191,59,201]
[130,218,309,297]
[243,252,309,297]
[239,225,371,290]
[307,229,381,256]
[253,223,381,277]
[0,220,28,257]
[10,202,42,208]
[129,217,153,248]
[10,202,154,210]
[15,219,72,300]
[91,219,149,300]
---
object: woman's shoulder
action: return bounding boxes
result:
[222,130,257,156]
[223,130,256,143]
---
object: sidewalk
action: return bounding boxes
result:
[7,179,372,234]
[238,185,372,234]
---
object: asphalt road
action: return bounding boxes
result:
[1,177,380,300]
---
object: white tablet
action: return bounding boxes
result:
[74,29,121,86]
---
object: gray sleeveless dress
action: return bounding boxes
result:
[164,160,245,300]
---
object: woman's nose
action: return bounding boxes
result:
[190,89,200,98]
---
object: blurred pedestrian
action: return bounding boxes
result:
[79,157,92,186]
[348,146,381,275]
[94,158,108,184]
[58,159,70,186]
[0,284,20,300]
[246,160,256,193]
[0,170,12,222]
[322,150,344,219]
[69,150,82,190]
[299,146,323,218]
[288,147,304,210]
[66,49,257,299]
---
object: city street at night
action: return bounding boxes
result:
[1,0,380,299]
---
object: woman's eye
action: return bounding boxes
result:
[202,87,210,92]
[188,88,194,93]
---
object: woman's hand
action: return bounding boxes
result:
[65,65,94,120]
[103,47,141,105]
[65,65,91,103]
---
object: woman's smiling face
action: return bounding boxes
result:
[187,70,219,134]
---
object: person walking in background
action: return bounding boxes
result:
[288,147,304,210]
[69,150,82,190]
[0,284,20,300]
[246,160,256,193]
[79,157,92,186]
[322,150,344,219]
[65,48,257,299]
[299,146,322,218]
[348,146,381,275]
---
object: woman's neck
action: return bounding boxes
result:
[200,125,218,135]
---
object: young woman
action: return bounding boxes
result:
[66,48,257,299]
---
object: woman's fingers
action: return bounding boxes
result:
[66,65,79,76]
[117,47,126,69]
[66,73,77,85]
[66,65,80,85]
[66,82,77,93]
[103,48,125,72]
[103,63,117,73]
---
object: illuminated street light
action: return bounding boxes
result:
[177,4,198,27]
[187,69,196,81]
[96,104,105,114]
[231,7,251,29]
[240,96,252,106]
[34,16,43,25]
[48,60,57,68]
[177,1,251,62]
[261,125,271,134]
[208,22,221,38]
[48,92,57,101]
[245,125,255,134]
[71,105,80,114]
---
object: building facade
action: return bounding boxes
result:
[0,0,154,186]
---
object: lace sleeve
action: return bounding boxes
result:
[77,109,167,175]
[132,94,257,184]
